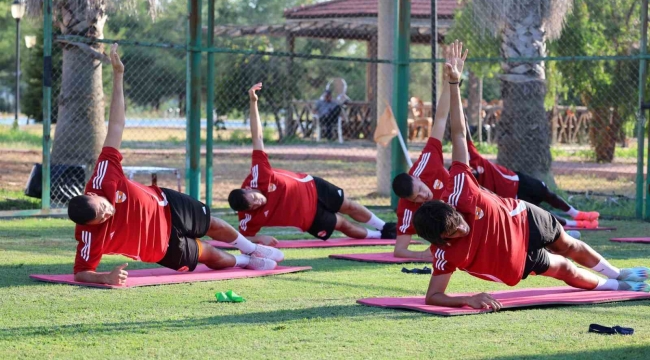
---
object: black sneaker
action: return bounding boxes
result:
[380,222,397,239]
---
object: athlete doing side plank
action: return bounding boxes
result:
[228,83,396,244]
[413,40,649,310]
[67,44,283,286]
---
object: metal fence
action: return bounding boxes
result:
[22,0,649,219]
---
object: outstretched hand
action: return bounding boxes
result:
[444,39,468,83]
[249,82,262,102]
[110,43,124,75]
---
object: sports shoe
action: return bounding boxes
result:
[575,220,598,229]
[381,222,397,239]
[574,211,600,221]
[245,256,277,271]
[617,280,650,292]
[249,244,285,263]
[566,230,581,239]
[617,267,650,282]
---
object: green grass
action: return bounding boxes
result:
[0,126,41,149]
[1,216,650,359]
[0,189,40,211]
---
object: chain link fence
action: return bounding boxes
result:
[5,0,646,219]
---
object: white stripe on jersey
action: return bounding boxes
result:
[250,165,259,188]
[493,165,520,182]
[510,200,526,217]
[240,214,252,231]
[274,172,314,183]
[92,160,108,190]
[399,209,412,233]
[448,173,465,207]
[412,152,430,178]
[81,231,91,261]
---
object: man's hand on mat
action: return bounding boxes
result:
[253,235,279,246]
[465,293,502,311]
[106,263,129,285]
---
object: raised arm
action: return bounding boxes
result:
[103,43,126,150]
[248,83,264,151]
[447,40,469,165]
[430,46,451,141]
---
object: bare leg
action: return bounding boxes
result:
[338,198,373,223]
[547,230,607,268]
[540,252,599,289]
[197,240,237,270]
[334,214,368,239]
[205,217,239,242]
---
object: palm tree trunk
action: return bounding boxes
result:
[51,1,107,177]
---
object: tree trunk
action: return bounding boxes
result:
[467,71,480,127]
[589,107,621,163]
[51,1,108,176]
[495,10,553,180]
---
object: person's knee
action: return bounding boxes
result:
[335,216,354,233]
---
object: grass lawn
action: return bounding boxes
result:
[1,215,650,359]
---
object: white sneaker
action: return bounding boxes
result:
[245,256,277,270]
[250,244,285,263]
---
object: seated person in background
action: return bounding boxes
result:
[413,40,649,311]
[68,45,283,286]
[391,45,457,260]
[313,90,342,141]
[229,83,396,245]
[465,126,599,229]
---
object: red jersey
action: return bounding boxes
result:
[430,162,529,286]
[467,140,519,199]
[73,147,172,273]
[238,150,318,236]
[397,138,449,235]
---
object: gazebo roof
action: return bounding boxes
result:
[284,0,459,19]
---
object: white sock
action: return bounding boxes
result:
[594,277,619,291]
[365,214,386,230]
[234,254,250,267]
[366,229,382,239]
[590,259,621,279]
[565,219,577,226]
[566,207,579,217]
[231,234,257,254]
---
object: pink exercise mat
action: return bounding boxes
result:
[357,286,650,316]
[30,265,311,289]
[208,238,420,249]
[564,226,617,231]
[610,237,650,244]
[329,252,430,264]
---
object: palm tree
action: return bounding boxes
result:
[26,1,158,173]
[472,0,572,180]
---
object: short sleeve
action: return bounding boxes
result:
[238,212,261,237]
[85,147,125,196]
[73,227,104,273]
[430,246,457,276]
[396,199,419,235]
[442,161,479,214]
[410,138,444,178]
[246,150,273,191]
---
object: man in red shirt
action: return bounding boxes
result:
[466,132,599,229]
[228,83,396,243]
[390,45,455,260]
[67,45,283,286]
[412,41,649,310]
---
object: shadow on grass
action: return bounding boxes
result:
[0,304,421,340]
[491,345,650,360]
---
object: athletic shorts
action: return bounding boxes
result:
[515,172,548,205]
[156,188,211,272]
[522,201,563,279]
[307,177,345,240]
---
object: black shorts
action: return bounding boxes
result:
[522,201,563,279]
[307,177,345,240]
[156,188,211,272]
[515,172,548,205]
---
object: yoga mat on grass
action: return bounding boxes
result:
[564,226,616,231]
[329,252,430,264]
[357,287,650,316]
[610,237,650,244]
[208,238,421,249]
[30,265,311,289]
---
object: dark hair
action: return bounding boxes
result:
[68,195,98,225]
[392,173,414,199]
[413,200,462,246]
[228,189,251,211]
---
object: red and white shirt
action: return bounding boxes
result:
[73,147,172,273]
[237,150,318,236]
[397,138,449,235]
[467,140,519,199]
[429,162,529,286]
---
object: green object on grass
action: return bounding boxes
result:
[215,290,245,303]
[215,292,230,302]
